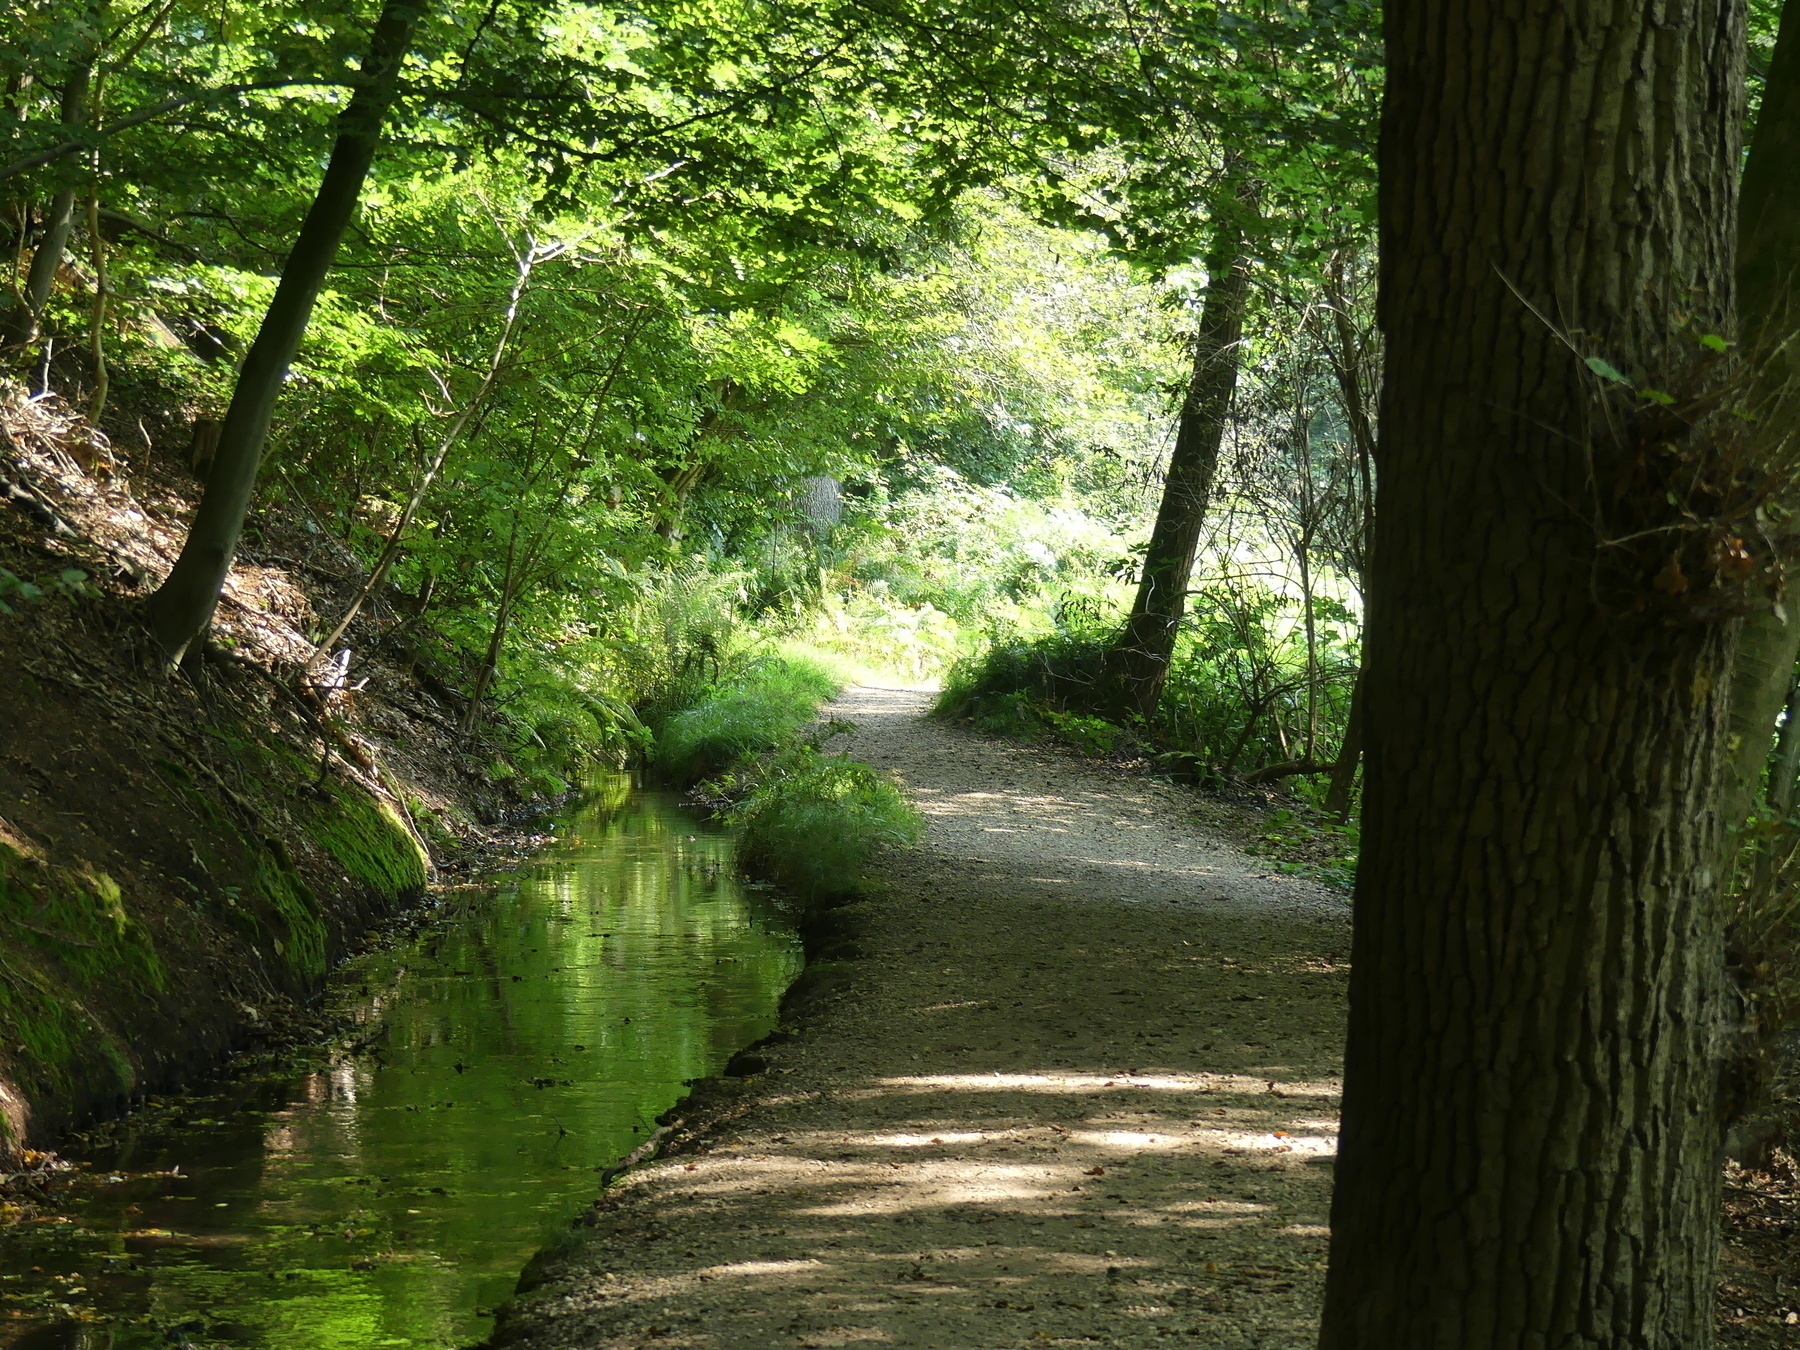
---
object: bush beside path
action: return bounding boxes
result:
[487,684,1352,1350]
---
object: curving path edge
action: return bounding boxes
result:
[488,684,1351,1350]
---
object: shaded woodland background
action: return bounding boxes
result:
[7,1,1800,1345]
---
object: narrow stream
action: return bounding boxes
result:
[0,775,802,1349]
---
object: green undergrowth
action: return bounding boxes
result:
[648,653,843,787]
[716,726,923,902]
[1242,808,1360,891]
[642,647,920,903]
[933,627,1111,741]
[939,619,1364,892]
[932,632,1143,766]
[937,585,1357,782]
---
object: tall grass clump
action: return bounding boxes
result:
[649,654,841,786]
[721,733,922,901]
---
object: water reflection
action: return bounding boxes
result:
[0,777,801,1348]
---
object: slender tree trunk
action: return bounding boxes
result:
[307,238,543,674]
[655,388,732,541]
[460,528,525,741]
[1770,670,1800,822]
[1318,256,1377,818]
[1320,250,1378,577]
[457,456,587,740]
[1724,0,1800,828]
[2,73,34,314]
[1322,669,1362,822]
[1291,406,1320,762]
[83,181,108,419]
[1298,535,1317,760]
[1098,224,1248,721]
[652,458,708,540]
[146,0,422,668]
[1319,4,1744,1348]
[2,64,92,352]
[461,586,518,740]
[1217,694,1273,780]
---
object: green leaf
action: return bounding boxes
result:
[1642,388,1676,406]
[1585,356,1632,384]
[1698,333,1729,353]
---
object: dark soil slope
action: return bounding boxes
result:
[0,382,516,1158]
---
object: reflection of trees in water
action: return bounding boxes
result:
[301,785,796,1208]
[9,783,799,1350]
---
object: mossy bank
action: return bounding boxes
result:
[0,645,434,1158]
[0,411,571,1165]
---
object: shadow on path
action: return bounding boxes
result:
[489,685,1350,1350]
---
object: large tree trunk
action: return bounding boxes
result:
[1319,3,1744,1347]
[146,0,421,668]
[1098,225,1248,721]
[1723,0,1800,827]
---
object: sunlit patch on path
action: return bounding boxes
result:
[489,684,1350,1350]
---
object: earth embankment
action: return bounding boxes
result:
[0,388,520,1160]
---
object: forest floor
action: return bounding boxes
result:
[489,682,1800,1349]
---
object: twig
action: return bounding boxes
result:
[598,1125,677,1186]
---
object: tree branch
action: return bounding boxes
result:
[0,79,350,180]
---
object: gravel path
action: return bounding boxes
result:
[487,684,1351,1350]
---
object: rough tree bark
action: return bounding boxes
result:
[1097,224,1248,721]
[1724,0,1800,826]
[1318,2,1745,1347]
[147,0,422,668]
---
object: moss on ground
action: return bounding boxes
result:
[0,746,431,1156]
[0,845,165,994]
[306,787,430,898]
[0,847,145,1125]
[250,849,328,981]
